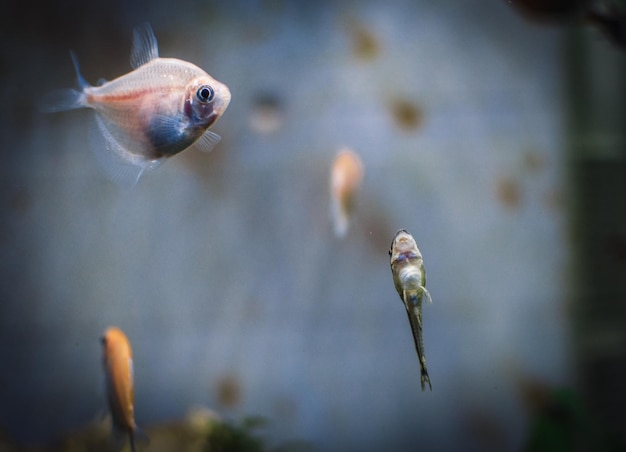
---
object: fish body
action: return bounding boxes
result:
[45,23,231,185]
[101,327,138,451]
[330,148,364,238]
[389,229,433,391]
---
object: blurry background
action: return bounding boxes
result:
[1,0,625,450]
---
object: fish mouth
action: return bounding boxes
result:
[393,230,416,250]
[395,237,414,250]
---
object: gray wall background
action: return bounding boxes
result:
[0,0,594,450]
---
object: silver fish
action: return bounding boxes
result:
[44,23,231,185]
[389,229,433,391]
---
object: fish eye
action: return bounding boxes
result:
[197,85,215,103]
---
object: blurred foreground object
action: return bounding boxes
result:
[508,0,626,49]
[101,327,143,452]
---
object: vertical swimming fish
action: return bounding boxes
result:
[389,229,433,391]
[329,148,364,238]
[44,23,231,185]
[101,327,140,451]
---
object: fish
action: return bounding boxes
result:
[44,23,231,185]
[101,326,141,451]
[389,229,433,391]
[329,148,364,238]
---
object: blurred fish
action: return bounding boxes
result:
[101,326,141,451]
[329,148,364,238]
[44,23,231,185]
[389,229,433,391]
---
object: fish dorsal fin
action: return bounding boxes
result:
[130,23,159,69]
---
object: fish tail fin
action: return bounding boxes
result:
[40,88,85,112]
[420,362,432,391]
[405,297,432,392]
[330,195,349,238]
[130,425,150,452]
[70,50,90,91]
[41,51,89,113]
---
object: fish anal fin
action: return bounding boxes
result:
[130,23,159,69]
[92,115,161,186]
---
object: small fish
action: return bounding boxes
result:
[101,326,141,451]
[389,229,433,391]
[44,23,231,185]
[329,148,364,238]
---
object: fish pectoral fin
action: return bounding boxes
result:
[130,23,159,69]
[421,287,433,304]
[194,130,222,153]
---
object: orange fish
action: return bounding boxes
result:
[101,326,139,451]
[330,148,364,238]
[44,23,231,185]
